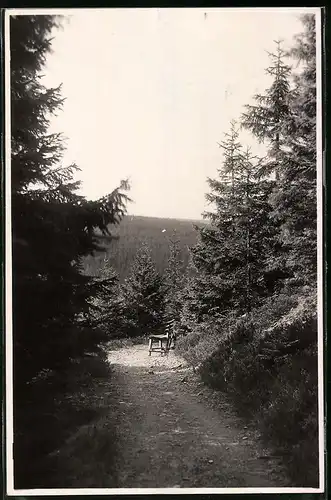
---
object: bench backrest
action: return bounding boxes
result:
[164,319,176,348]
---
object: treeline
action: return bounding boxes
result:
[82,215,203,281]
[81,217,202,340]
[89,235,186,338]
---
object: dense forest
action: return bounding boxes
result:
[82,215,204,281]
[10,12,319,489]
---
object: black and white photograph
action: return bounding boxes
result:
[5,7,324,494]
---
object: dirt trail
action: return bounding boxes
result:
[106,344,290,488]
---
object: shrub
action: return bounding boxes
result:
[177,322,224,369]
[178,294,319,486]
[258,347,318,486]
[14,349,113,488]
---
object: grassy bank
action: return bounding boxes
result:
[176,297,319,487]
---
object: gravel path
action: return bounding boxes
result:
[106,344,291,488]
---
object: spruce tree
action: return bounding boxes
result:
[164,233,184,323]
[187,123,272,325]
[241,40,292,181]
[270,14,317,290]
[88,261,127,337]
[240,38,295,293]
[121,243,166,336]
[11,14,132,488]
[178,249,201,333]
[11,14,130,391]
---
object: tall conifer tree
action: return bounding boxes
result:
[11,14,130,390]
[187,123,273,326]
[121,243,166,336]
[11,14,131,487]
[270,14,317,290]
[164,233,184,323]
[241,40,292,181]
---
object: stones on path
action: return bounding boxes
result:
[173,428,187,435]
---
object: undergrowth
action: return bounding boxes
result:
[106,335,148,351]
[14,349,116,488]
[177,294,319,487]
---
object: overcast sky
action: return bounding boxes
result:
[40,8,315,220]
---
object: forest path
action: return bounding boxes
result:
[105,344,290,488]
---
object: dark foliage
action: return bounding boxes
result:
[120,243,166,337]
[164,234,184,325]
[11,14,129,487]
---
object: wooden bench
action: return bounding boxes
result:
[148,319,176,356]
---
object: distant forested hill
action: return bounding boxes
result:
[82,215,206,281]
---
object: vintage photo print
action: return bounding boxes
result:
[4,7,324,495]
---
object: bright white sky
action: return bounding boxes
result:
[41,8,312,219]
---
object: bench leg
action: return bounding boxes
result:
[148,338,152,356]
